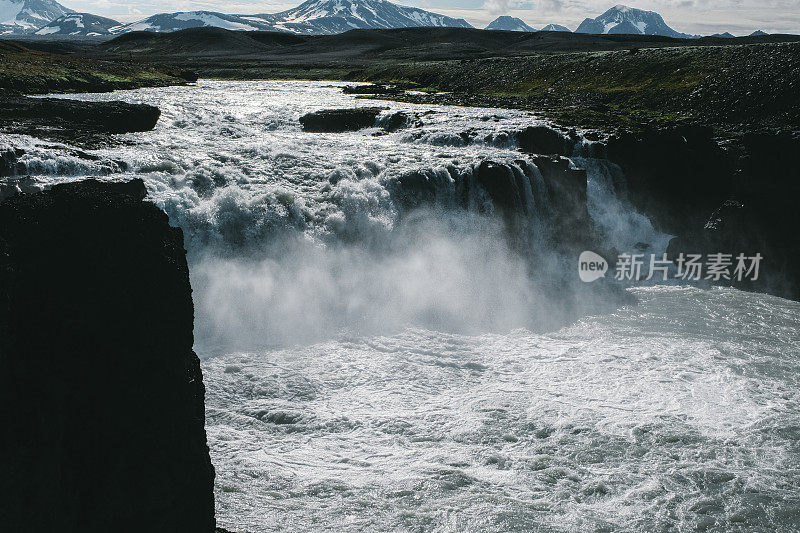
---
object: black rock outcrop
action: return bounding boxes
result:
[0,179,215,532]
[0,147,24,177]
[342,84,401,95]
[517,125,572,156]
[299,107,383,132]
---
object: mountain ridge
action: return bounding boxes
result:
[35,12,121,36]
[0,0,72,34]
[541,24,571,32]
[576,4,697,39]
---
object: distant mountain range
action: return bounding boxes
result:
[104,0,470,36]
[109,12,271,34]
[0,0,775,38]
[483,17,573,33]
[261,0,471,34]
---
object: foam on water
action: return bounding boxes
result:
[204,286,800,532]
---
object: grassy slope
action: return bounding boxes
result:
[0,40,187,95]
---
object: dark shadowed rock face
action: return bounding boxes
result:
[606,125,799,300]
[0,147,25,177]
[606,125,733,235]
[390,156,594,252]
[0,179,215,533]
[299,107,383,132]
[665,133,800,300]
[529,155,593,250]
[517,125,572,156]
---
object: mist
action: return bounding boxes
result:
[190,210,575,354]
[191,208,636,355]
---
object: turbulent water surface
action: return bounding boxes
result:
[3,81,799,531]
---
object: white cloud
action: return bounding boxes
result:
[482,0,510,16]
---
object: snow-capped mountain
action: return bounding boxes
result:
[257,0,472,34]
[108,1,471,35]
[0,0,72,34]
[541,24,571,32]
[485,16,535,32]
[750,30,768,36]
[34,12,120,36]
[109,11,275,34]
[575,5,695,39]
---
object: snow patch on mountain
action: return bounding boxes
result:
[34,12,120,36]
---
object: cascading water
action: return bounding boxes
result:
[1,80,797,532]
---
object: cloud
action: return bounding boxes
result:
[483,0,510,15]
[539,0,563,11]
[482,0,544,17]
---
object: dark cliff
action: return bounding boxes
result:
[664,133,800,300]
[607,127,800,301]
[0,179,215,532]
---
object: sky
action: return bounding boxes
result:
[61,0,800,35]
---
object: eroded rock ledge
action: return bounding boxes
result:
[0,179,215,532]
[0,96,161,145]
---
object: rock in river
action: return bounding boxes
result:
[299,107,384,132]
[0,96,161,134]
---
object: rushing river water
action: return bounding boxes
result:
[3,81,799,531]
